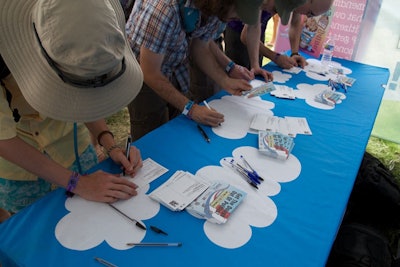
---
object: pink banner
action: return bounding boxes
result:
[329,0,367,59]
[274,0,367,60]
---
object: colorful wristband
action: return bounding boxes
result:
[182,100,194,118]
[225,61,235,74]
[66,171,80,197]
[290,52,299,57]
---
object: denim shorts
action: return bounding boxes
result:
[0,145,98,214]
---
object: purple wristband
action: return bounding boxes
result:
[66,171,80,197]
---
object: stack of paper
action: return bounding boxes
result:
[250,114,312,137]
[242,80,276,98]
[258,131,295,160]
[314,89,343,106]
[270,84,296,99]
[186,182,246,224]
[149,171,210,211]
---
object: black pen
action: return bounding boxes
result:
[123,135,132,175]
[197,124,210,143]
[107,203,146,230]
[94,257,118,267]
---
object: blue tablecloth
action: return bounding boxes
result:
[0,58,389,267]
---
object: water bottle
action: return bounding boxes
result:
[321,35,335,66]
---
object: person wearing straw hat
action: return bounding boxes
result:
[0,0,144,220]
[125,0,268,141]
[241,0,334,80]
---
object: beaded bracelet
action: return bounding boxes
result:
[66,171,80,197]
[97,130,114,146]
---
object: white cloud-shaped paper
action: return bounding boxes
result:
[271,70,292,83]
[55,181,159,251]
[208,96,274,139]
[193,146,301,248]
[55,146,301,250]
[294,83,346,110]
[304,58,352,81]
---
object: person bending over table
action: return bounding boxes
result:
[242,0,335,79]
[0,0,144,221]
[125,0,272,141]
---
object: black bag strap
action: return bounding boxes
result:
[1,54,21,122]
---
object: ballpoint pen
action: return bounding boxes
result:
[197,124,210,143]
[240,155,265,181]
[235,162,261,185]
[123,135,132,176]
[308,69,327,76]
[224,159,258,189]
[150,225,168,235]
[203,100,221,126]
[107,203,146,230]
[126,242,182,247]
[94,257,118,267]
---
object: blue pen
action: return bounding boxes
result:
[225,159,258,189]
[240,155,264,181]
[235,162,261,185]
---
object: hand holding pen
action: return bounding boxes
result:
[188,101,224,127]
[121,135,143,177]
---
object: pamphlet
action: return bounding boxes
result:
[314,89,343,106]
[258,131,295,160]
[242,80,276,98]
[149,171,211,211]
[186,181,246,224]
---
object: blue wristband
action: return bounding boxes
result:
[225,61,235,74]
[182,100,194,118]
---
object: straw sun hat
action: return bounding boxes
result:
[0,0,143,122]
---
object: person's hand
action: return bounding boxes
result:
[229,64,254,81]
[291,54,308,68]
[275,54,297,69]
[251,66,273,82]
[75,170,139,202]
[109,145,143,177]
[221,76,253,96]
[190,104,224,127]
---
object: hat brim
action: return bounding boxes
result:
[0,0,143,122]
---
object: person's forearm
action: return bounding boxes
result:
[245,22,262,69]
[191,38,228,89]
[140,46,189,111]
[209,41,231,69]
[289,13,303,54]
[0,137,72,188]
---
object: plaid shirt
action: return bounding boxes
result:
[126,0,224,93]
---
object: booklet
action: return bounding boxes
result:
[258,130,295,160]
[314,89,343,106]
[149,171,211,211]
[186,181,246,224]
